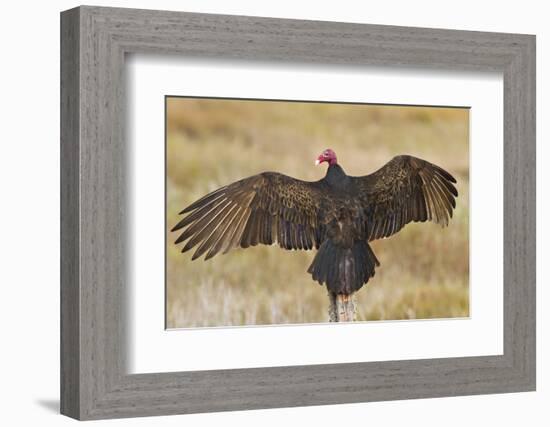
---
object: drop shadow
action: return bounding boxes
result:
[35,399,59,413]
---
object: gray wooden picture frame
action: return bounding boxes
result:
[60,5,536,420]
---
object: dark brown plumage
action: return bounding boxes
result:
[172,149,458,295]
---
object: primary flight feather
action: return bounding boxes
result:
[172,149,458,295]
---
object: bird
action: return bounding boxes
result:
[171,149,458,296]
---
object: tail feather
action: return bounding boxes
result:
[307,240,379,294]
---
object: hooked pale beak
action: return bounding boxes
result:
[315,159,321,166]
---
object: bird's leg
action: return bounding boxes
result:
[328,291,356,322]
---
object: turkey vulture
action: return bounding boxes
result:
[171,149,458,296]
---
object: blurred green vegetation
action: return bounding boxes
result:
[166,97,469,328]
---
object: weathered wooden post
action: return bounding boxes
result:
[328,291,356,322]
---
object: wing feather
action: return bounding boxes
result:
[353,155,458,241]
[172,172,328,259]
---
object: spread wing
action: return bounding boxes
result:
[353,155,458,241]
[171,172,329,260]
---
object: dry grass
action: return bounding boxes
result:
[166,97,469,328]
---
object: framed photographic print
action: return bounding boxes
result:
[60,6,536,420]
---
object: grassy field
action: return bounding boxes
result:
[166,97,469,328]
